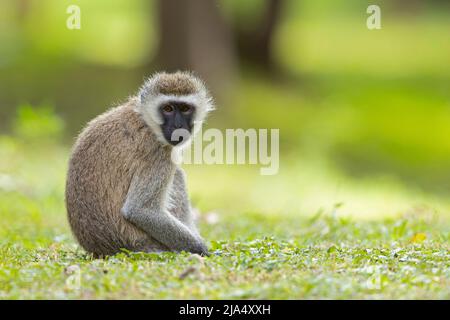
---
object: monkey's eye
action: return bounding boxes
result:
[162,105,174,113]
[179,105,192,113]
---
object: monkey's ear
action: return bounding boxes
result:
[139,88,147,104]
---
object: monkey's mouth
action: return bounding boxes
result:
[163,128,192,146]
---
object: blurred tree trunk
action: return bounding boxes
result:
[234,0,284,74]
[393,0,423,14]
[16,0,31,21]
[155,0,236,95]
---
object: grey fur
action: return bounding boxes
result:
[65,72,213,257]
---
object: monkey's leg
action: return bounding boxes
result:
[121,166,209,255]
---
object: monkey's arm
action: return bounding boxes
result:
[169,169,200,234]
[121,166,208,255]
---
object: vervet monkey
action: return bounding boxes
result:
[66,72,214,257]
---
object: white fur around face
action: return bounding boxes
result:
[136,92,214,147]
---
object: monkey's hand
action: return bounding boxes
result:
[122,204,209,255]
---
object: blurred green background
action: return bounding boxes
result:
[1,0,450,220]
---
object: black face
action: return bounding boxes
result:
[159,102,195,146]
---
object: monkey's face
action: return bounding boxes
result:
[159,102,195,146]
[138,72,214,147]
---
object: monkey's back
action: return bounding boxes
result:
[66,99,166,256]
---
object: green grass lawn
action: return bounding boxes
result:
[1,215,449,299]
[0,132,449,299]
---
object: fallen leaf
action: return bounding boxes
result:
[179,266,198,280]
[410,233,427,243]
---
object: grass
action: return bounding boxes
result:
[0,126,449,299]
[0,208,449,299]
